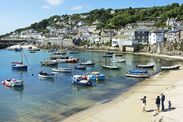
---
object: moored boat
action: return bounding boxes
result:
[87,72,106,81]
[72,75,92,86]
[161,64,180,70]
[41,59,58,66]
[80,60,95,65]
[50,55,69,60]
[137,64,155,68]
[12,46,28,71]
[101,64,120,70]
[52,68,72,73]
[38,71,54,78]
[66,57,79,63]
[126,69,149,78]
[111,58,126,63]
[56,59,67,63]
[12,62,28,71]
[2,79,24,87]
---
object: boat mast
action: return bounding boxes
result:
[20,44,23,63]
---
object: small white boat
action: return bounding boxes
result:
[80,60,95,65]
[161,64,180,70]
[2,79,24,87]
[101,64,120,70]
[137,64,155,68]
[56,59,67,63]
[38,72,54,78]
[111,58,126,63]
[41,59,58,66]
[52,68,71,73]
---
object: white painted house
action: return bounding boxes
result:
[112,35,138,51]
[148,30,167,44]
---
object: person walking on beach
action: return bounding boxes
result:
[140,96,146,112]
[155,96,161,112]
[161,93,165,111]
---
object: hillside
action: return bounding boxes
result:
[1,2,183,37]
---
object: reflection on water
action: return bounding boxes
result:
[0,49,181,122]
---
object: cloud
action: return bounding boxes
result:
[70,6,84,11]
[46,0,64,6]
[42,0,64,9]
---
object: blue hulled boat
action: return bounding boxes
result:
[126,69,149,78]
[87,72,106,81]
[11,46,28,71]
[12,62,28,70]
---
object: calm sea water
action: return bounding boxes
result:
[0,49,180,122]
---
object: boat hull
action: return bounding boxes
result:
[137,64,154,68]
[101,65,120,70]
[161,65,180,70]
[72,75,92,86]
[72,80,92,86]
[41,61,58,66]
[52,68,71,73]
[12,65,28,71]
[38,73,54,78]
[126,73,149,78]
[2,79,24,87]
[111,59,125,63]
[80,63,95,65]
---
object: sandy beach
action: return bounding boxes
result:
[62,66,183,122]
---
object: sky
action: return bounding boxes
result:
[0,0,182,35]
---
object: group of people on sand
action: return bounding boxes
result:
[141,93,172,113]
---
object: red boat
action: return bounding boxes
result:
[66,57,79,63]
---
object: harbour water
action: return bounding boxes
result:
[0,49,180,122]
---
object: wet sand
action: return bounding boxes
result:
[62,67,183,122]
